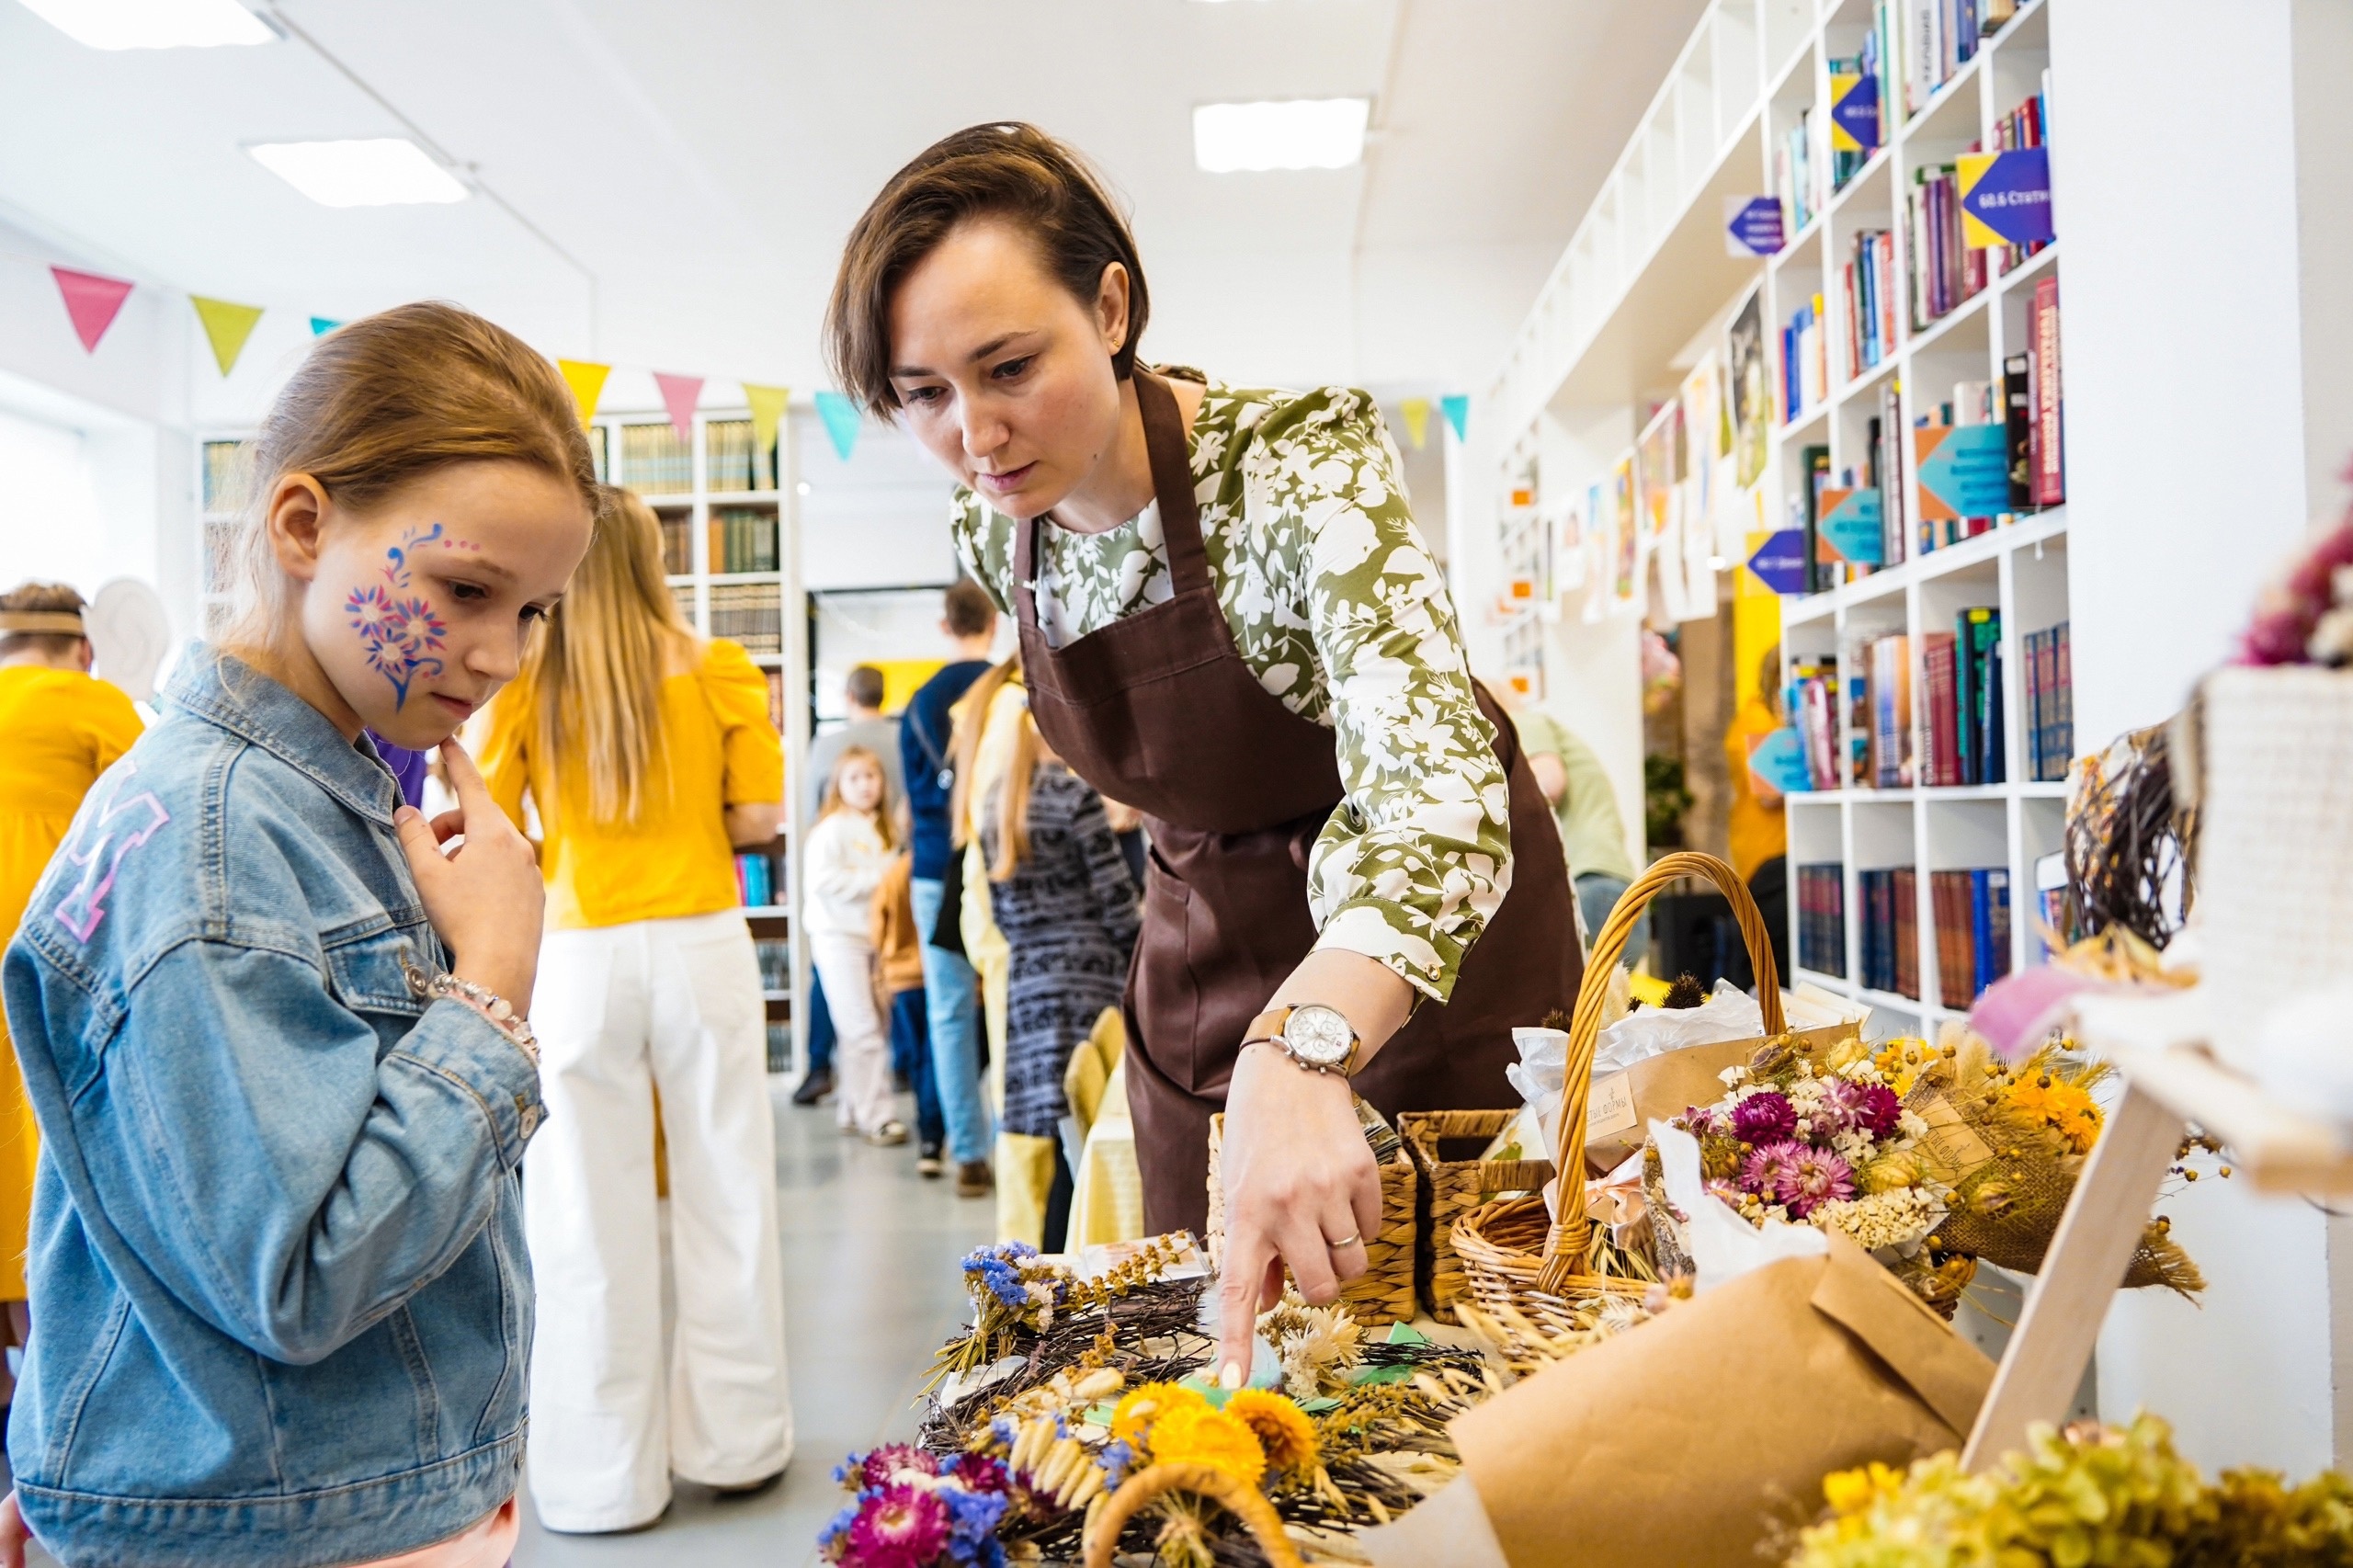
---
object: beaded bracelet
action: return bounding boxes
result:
[404,962,540,1066]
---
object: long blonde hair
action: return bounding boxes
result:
[983,709,1045,881]
[820,744,897,848]
[949,651,1021,852]
[514,485,695,824]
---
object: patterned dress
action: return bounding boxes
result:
[951,380,1511,1006]
[981,764,1142,1137]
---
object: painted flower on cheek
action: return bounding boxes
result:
[345,585,449,710]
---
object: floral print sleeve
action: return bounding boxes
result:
[948,382,1512,1003]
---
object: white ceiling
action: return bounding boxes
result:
[0,0,1709,408]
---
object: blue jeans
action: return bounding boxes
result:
[804,968,835,1075]
[1575,871,1648,968]
[889,986,944,1150]
[910,876,990,1163]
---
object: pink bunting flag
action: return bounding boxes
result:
[654,372,703,443]
[51,267,135,354]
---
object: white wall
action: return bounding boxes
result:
[2058,0,2353,1475]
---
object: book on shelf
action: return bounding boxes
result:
[1929,868,2011,1006]
[710,582,784,653]
[1948,606,2004,785]
[2029,274,2065,505]
[706,417,779,494]
[1912,382,2010,551]
[620,422,693,495]
[1777,107,1819,237]
[1881,0,2018,123]
[710,505,780,574]
[1789,661,1843,790]
[755,937,791,989]
[733,850,775,909]
[1798,864,1847,978]
[1845,664,1873,787]
[2031,850,2074,963]
[1906,162,1987,331]
[1859,866,1920,998]
[1864,634,1915,788]
[1922,632,1961,786]
[1842,229,1897,382]
[1985,85,2054,279]
[2023,620,2074,781]
[2004,353,2034,509]
[1874,379,1909,566]
[1782,295,1828,422]
[659,511,693,575]
[1799,444,1831,592]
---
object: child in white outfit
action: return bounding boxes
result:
[801,747,904,1142]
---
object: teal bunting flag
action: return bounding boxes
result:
[1440,394,1470,441]
[814,391,861,460]
[309,317,342,336]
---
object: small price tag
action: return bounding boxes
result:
[1586,1069,1639,1142]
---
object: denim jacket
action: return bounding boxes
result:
[0,649,544,1568]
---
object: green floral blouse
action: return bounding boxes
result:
[949,381,1510,1004]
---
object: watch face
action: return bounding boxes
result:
[1284,1005,1355,1068]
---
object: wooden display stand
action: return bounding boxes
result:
[1959,987,2353,1469]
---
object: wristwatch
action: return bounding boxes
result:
[1243,1004,1362,1076]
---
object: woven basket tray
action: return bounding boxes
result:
[1399,1110,1551,1324]
[1450,851,1787,1358]
[1206,1111,1420,1327]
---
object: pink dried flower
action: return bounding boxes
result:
[860,1444,938,1491]
[1731,1091,1798,1144]
[848,1483,949,1567]
[1679,1106,1720,1136]
[1821,1079,1903,1140]
[1740,1139,1807,1198]
[1778,1146,1858,1219]
[1703,1177,1748,1210]
[2241,522,2353,665]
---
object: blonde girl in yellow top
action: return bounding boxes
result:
[0,583,142,1390]
[479,486,791,1533]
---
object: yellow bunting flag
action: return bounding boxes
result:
[557,360,610,426]
[744,382,790,453]
[1399,397,1431,449]
[190,296,264,377]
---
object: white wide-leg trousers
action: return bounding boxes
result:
[808,930,894,1136]
[523,910,792,1532]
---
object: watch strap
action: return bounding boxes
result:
[1243,1005,1295,1045]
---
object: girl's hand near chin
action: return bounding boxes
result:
[392,737,545,1013]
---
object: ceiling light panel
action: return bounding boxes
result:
[1193,98,1370,173]
[15,0,275,49]
[247,140,471,208]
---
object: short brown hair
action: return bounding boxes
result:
[944,576,996,639]
[826,123,1149,418]
[0,581,87,661]
[846,664,886,710]
[225,301,597,652]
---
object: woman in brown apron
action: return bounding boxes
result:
[827,122,1581,1380]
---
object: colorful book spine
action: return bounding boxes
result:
[2030,275,2065,505]
[1798,864,1848,978]
[1922,632,1960,787]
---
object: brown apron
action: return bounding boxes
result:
[1015,371,1583,1236]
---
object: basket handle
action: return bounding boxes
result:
[1536,851,1782,1294]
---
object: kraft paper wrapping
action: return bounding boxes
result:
[1449,1232,1991,1567]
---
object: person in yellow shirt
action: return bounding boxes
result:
[0,583,142,1397]
[478,489,790,1533]
[1725,642,1792,985]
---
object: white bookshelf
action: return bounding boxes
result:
[1482,0,2068,1041]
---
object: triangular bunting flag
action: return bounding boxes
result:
[653,373,704,443]
[1440,394,1470,442]
[1398,397,1431,449]
[557,359,610,426]
[744,383,790,454]
[814,391,861,461]
[310,317,343,336]
[190,296,264,376]
[51,267,135,354]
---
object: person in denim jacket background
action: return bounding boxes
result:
[0,303,597,1568]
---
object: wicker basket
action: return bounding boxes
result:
[1450,851,1787,1353]
[1206,1110,1420,1327]
[1399,1110,1551,1324]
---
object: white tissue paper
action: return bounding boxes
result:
[1651,1118,1825,1291]
[1503,1026,1569,1163]
[2245,982,2353,1126]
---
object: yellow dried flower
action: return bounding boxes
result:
[1821,1460,1905,1517]
[1224,1389,1318,1479]
[1144,1403,1267,1487]
[2007,1074,2103,1154]
[1108,1382,1206,1450]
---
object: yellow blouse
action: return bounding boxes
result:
[0,665,145,1299]
[480,639,784,930]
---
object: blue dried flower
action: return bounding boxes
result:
[818,1498,859,1551]
[942,1484,1010,1543]
[831,1452,862,1488]
[1097,1438,1136,1485]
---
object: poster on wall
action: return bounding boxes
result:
[1678,354,1722,533]
[1637,402,1680,544]
[1654,496,1692,623]
[1581,480,1609,623]
[1609,456,1643,616]
[1554,496,1587,597]
[1726,286,1770,491]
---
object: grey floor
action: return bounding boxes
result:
[11,1083,990,1568]
[512,1081,992,1568]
